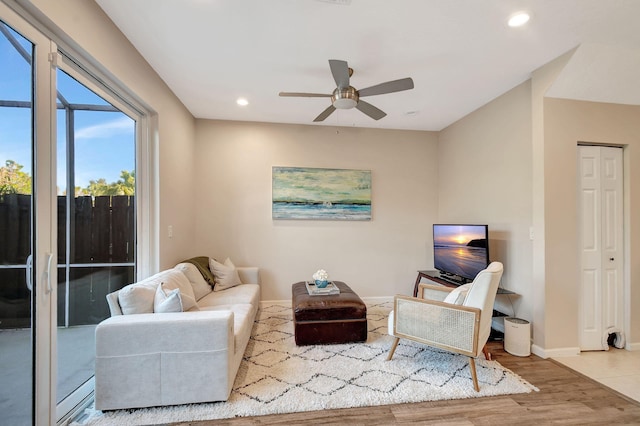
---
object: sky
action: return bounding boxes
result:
[433,225,487,246]
[0,22,135,194]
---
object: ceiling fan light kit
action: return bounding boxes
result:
[279,59,414,122]
[332,87,358,109]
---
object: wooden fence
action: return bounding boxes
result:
[0,194,135,328]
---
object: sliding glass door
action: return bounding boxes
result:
[55,66,136,419]
[1,4,141,424]
[0,5,57,425]
[0,17,37,426]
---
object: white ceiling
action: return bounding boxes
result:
[95,0,640,131]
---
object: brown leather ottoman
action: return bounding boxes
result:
[292,281,367,345]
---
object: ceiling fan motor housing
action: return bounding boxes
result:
[332,86,359,109]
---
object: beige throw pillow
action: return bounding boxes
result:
[118,283,156,315]
[210,257,242,291]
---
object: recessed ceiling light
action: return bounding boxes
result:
[236,98,249,106]
[508,12,530,27]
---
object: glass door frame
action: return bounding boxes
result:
[2,2,153,424]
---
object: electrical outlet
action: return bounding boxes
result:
[529,227,534,240]
[168,225,173,238]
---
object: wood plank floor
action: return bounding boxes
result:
[169,342,640,425]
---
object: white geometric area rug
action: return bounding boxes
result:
[80,301,537,425]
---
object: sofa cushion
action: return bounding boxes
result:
[154,284,183,313]
[174,262,213,301]
[198,283,261,310]
[210,258,242,291]
[179,256,216,287]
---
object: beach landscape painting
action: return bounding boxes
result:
[272,167,371,220]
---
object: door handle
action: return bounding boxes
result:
[26,254,33,292]
[44,252,54,294]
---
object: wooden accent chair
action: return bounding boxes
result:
[386,262,504,391]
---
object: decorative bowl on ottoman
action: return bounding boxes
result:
[315,279,329,288]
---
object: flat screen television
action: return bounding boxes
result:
[433,224,490,283]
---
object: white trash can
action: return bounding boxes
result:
[504,317,531,356]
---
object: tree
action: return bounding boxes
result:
[0,160,32,195]
[80,170,135,196]
[0,160,134,196]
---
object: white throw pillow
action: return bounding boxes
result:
[154,283,183,313]
[443,283,472,305]
[117,269,182,315]
[210,257,242,291]
[160,270,198,311]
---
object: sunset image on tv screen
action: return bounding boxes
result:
[433,225,488,280]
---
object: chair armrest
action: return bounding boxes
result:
[96,311,234,357]
[418,283,452,301]
[392,295,480,356]
[237,266,259,284]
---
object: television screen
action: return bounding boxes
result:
[433,224,489,281]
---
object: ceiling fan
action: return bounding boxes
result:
[279,59,414,122]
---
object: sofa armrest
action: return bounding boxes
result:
[95,311,236,410]
[96,311,234,356]
[237,266,259,285]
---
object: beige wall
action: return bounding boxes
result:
[530,50,575,353]
[438,81,534,322]
[543,98,640,349]
[21,0,638,350]
[194,120,438,300]
[23,0,197,271]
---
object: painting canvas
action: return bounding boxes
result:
[272,167,371,220]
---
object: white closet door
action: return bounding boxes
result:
[578,145,624,351]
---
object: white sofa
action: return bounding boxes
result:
[94,260,260,410]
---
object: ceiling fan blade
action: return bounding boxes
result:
[358,77,414,97]
[356,100,386,120]
[313,105,336,122]
[279,92,331,97]
[329,59,350,89]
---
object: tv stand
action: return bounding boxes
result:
[413,270,515,297]
[413,270,464,296]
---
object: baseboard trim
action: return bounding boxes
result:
[532,342,640,356]
[531,344,580,359]
[626,342,640,351]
